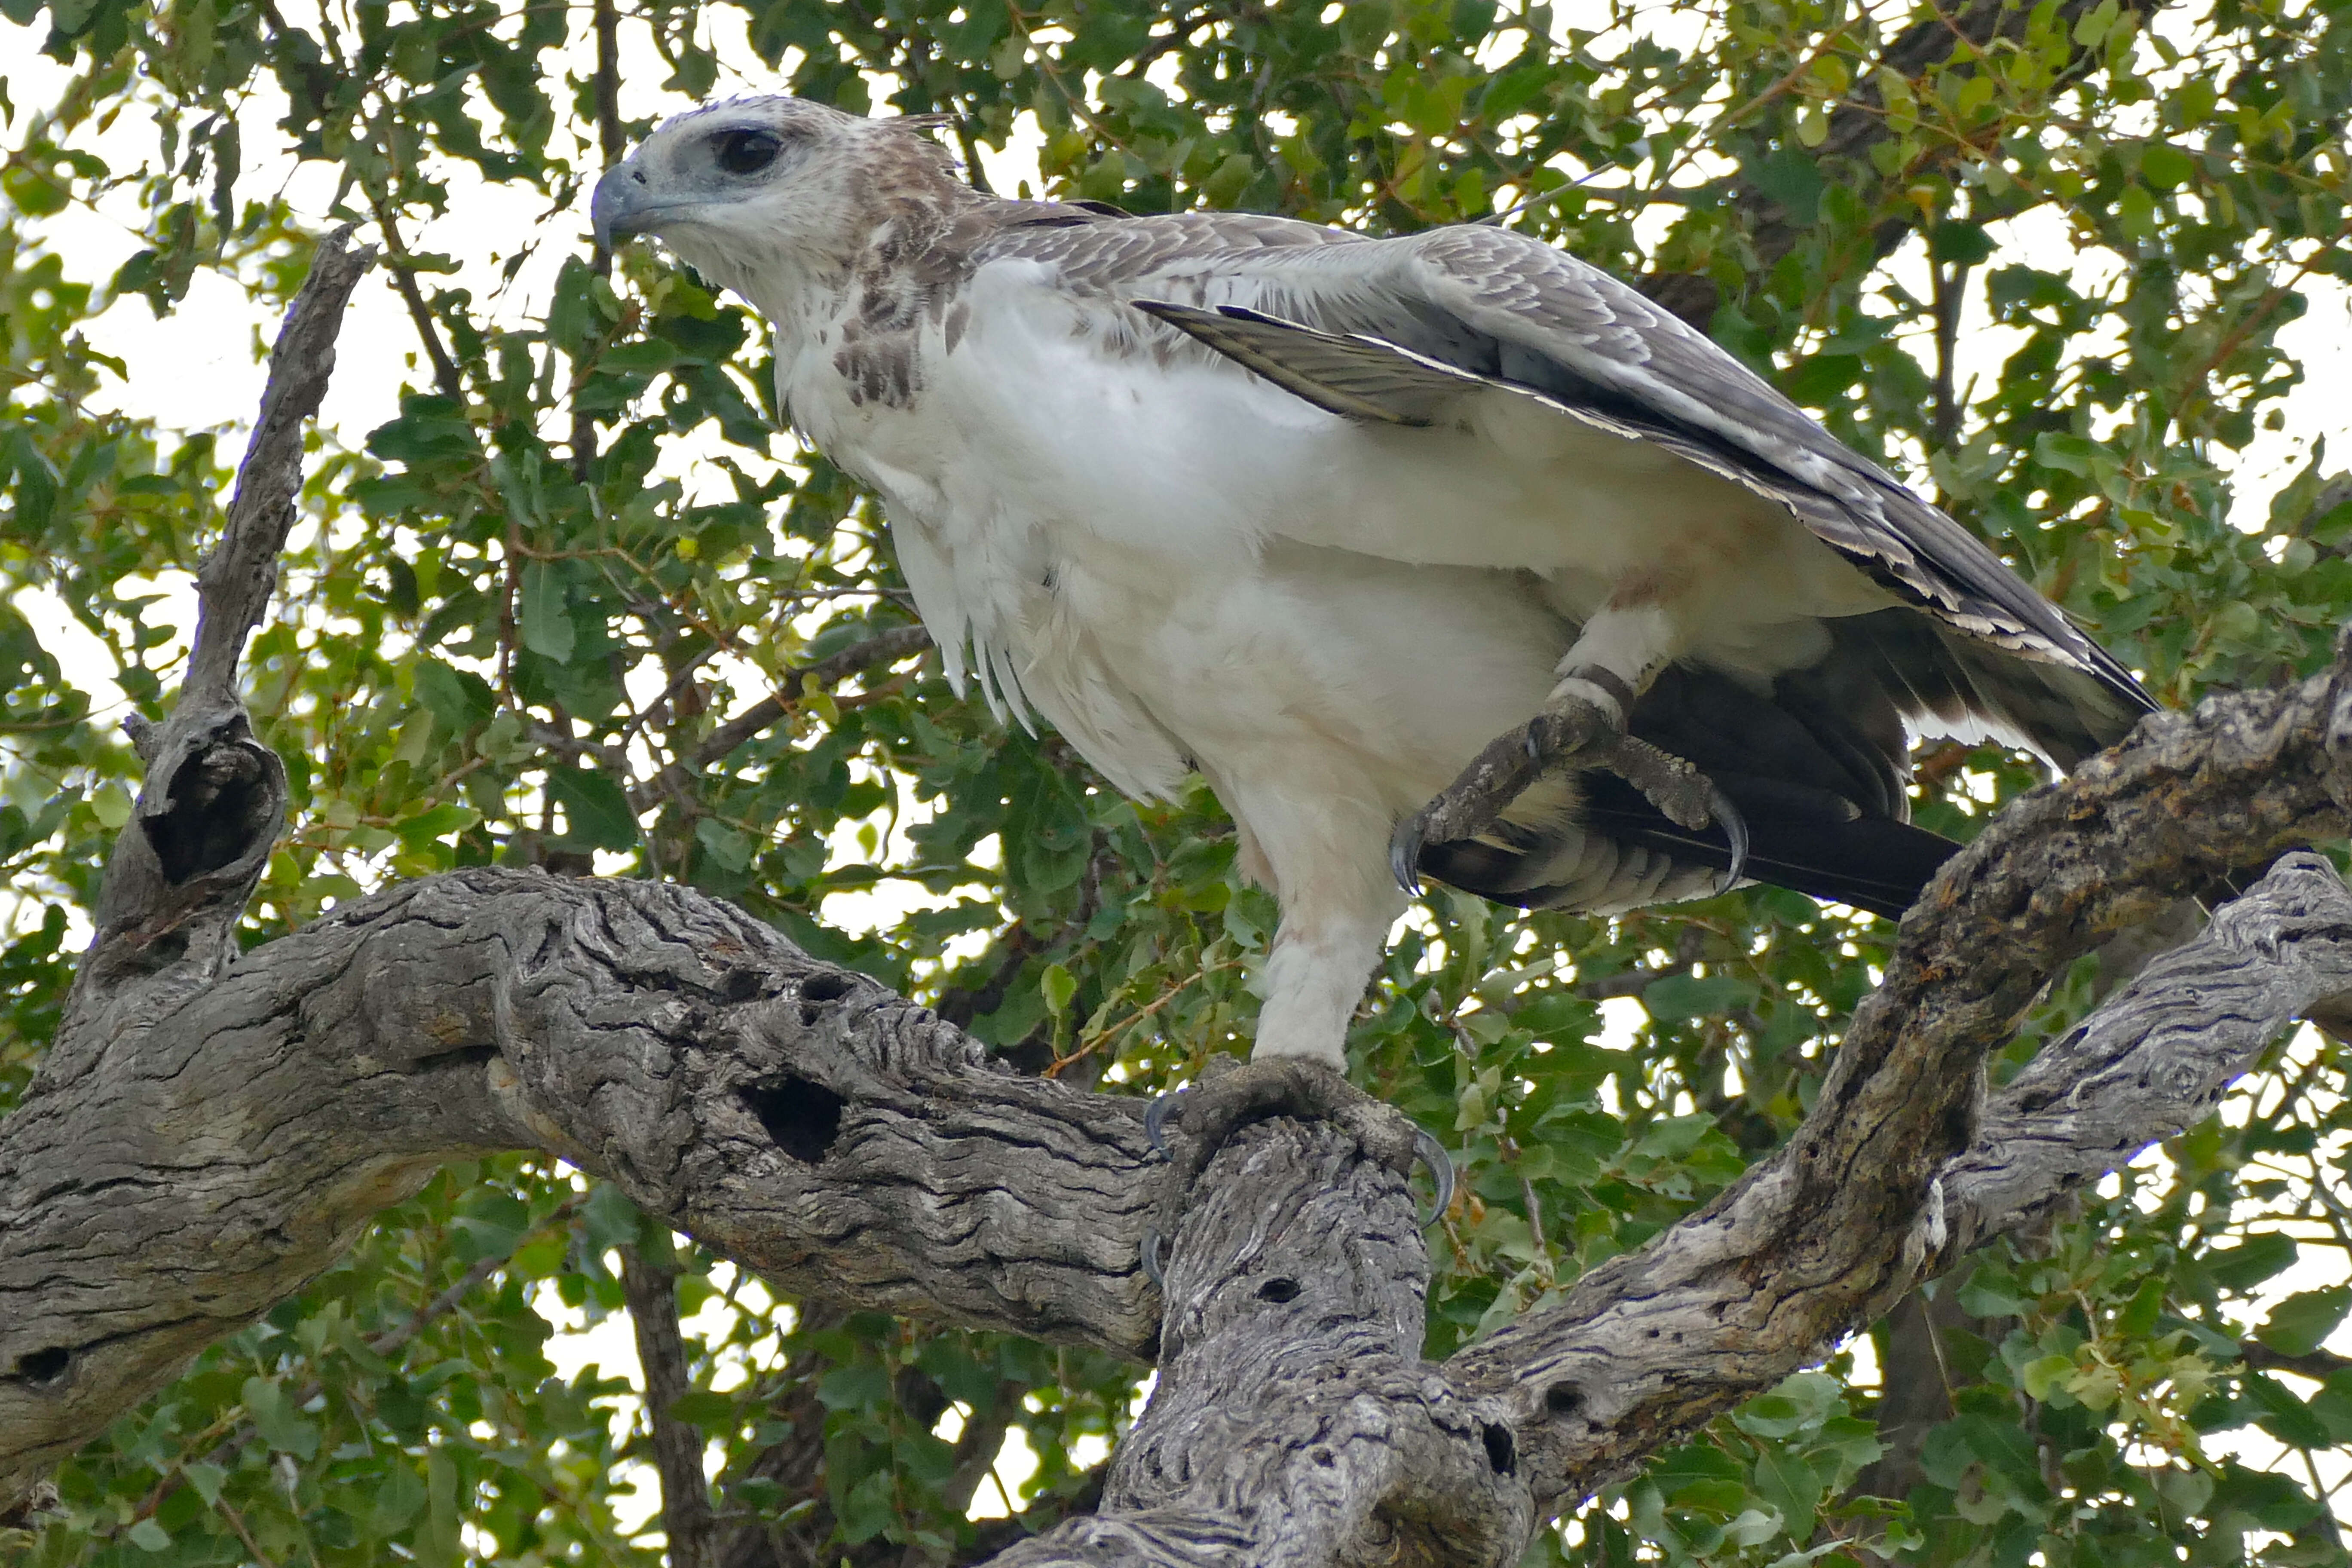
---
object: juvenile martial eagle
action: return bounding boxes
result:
[592,98,2152,1077]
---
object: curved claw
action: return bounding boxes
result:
[1139,1227,1168,1287]
[1144,1086,1185,1160]
[1388,817,1425,897]
[1412,1128,1455,1222]
[1708,783,1750,890]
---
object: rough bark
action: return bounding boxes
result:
[8,225,2352,1565]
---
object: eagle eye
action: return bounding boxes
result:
[713,128,784,176]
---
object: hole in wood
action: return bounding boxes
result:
[1256,1277,1301,1303]
[741,1075,845,1164]
[1544,1381,1584,1418]
[17,1346,69,1386]
[1482,1421,1516,1475]
[799,971,854,1026]
[148,744,268,883]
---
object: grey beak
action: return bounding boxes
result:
[591,162,651,251]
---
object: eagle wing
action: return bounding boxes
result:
[1125,223,2149,720]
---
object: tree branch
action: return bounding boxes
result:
[1938,849,2352,1257]
[58,226,371,1085]
[10,649,2352,1544]
[1455,654,2352,1510]
[623,1240,720,1568]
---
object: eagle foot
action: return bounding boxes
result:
[1389,687,1749,892]
[1142,1057,1452,1243]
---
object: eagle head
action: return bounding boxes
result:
[591,96,958,296]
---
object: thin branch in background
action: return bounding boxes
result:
[620,1241,718,1568]
[365,197,463,401]
[688,624,932,768]
[572,0,625,483]
[1929,255,1969,456]
[210,1494,282,1568]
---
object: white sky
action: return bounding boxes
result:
[5,0,2350,1544]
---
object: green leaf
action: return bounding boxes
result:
[2258,1287,2351,1358]
[179,1461,225,1506]
[1040,961,1076,1015]
[2140,142,2195,189]
[371,1459,428,1531]
[2246,1373,2332,1450]
[667,1388,741,1430]
[1641,973,1755,1023]
[2208,1230,2299,1291]
[242,1374,320,1458]
[546,766,639,849]
[520,560,576,662]
[818,1363,891,1412]
[1956,1266,2032,1318]
[696,817,753,871]
[414,658,494,738]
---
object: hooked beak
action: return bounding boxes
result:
[591,162,658,251]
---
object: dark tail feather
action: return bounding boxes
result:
[1577,772,1962,920]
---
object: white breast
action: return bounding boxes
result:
[785,258,1892,818]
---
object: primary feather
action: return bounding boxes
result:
[593,98,2155,1069]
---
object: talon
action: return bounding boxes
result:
[1144,1087,1185,1159]
[1140,1228,1168,1286]
[1412,1128,1454,1220]
[1389,817,1425,896]
[1709,783,1749,888]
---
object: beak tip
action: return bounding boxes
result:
[588,165,637,254]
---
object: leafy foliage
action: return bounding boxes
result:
[3,0,2350,1562]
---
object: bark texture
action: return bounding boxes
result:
[7,228,2352,1567]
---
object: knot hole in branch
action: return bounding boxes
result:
[1256,1276,1301,1303]
[14,1346,70,1389]
[797,970,855,1026]
[1481,1422,1516,1476]
[741,1075,845,1164]
[148,742,273,883]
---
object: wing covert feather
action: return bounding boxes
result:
[1305,229,2145,707]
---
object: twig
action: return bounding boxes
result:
[688,625,932,767]
[365,199,462,401]
[211,1494,282,1568]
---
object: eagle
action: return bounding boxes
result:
[592,98,2153,1082]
